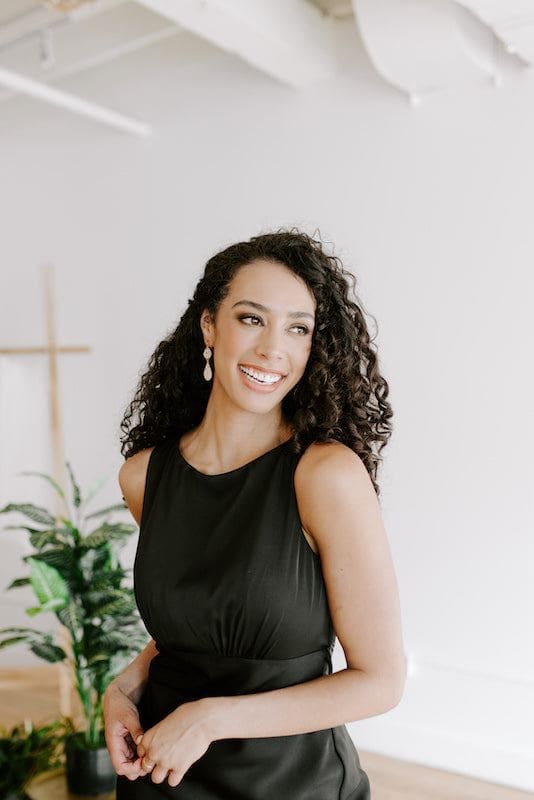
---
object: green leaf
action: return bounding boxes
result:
[94,595,136,617]
[27,557,70,607]
[0,626,43,635]
[17,470,67,503]
[5,576,31,589]
[57,601,84,632]
[90,568,127,590]
[27,548,75,583]
[0,634,29,649]
[84,587,125,607]
[29,529,62,549]
[84,588,137,627]
[42,597,70,612]
[91,544,114,574]
[84,502,128,520]
[98,630,138,649]
[0,503,56,526]
[65,462,81,508]
[29,638,66,663]
[2,524,42,534]
[83,522,135,548]
[26,605,44,616]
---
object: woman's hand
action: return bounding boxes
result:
[102,682,146,780]
[134,699,213,788]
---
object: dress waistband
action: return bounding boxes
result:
[148,645,333,698]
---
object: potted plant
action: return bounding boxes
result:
[0,463,149,795]
[0,716,70,800]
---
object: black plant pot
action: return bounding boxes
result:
[64,732,116,795]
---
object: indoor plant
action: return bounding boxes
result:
[0,462,149,794]
[0,716,71,800]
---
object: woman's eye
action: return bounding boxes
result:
[240,314,261,326]
[238,315,309,335]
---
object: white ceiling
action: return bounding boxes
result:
[0,0,532,134]
[306,0,354,18]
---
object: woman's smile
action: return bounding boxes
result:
[238,363,286,392]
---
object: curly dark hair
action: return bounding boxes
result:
[119,227,393,497]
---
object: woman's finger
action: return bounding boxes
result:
[150,765,170,784]
[167,769,184,788]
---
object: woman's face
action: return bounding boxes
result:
[202,259,316,413]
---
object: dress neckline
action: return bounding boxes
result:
[175,435,294,478]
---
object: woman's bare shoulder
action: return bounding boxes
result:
[118,447,156,526]
[295,439,358,475]
[293,440,368,531]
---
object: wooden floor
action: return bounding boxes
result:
[1,665,530,800]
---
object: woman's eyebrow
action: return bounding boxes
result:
[231,299,315,321]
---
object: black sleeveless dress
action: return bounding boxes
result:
[115,436,371,799]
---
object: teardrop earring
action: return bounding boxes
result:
[203,345,213,381]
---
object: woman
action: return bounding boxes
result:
[104,228,406,799]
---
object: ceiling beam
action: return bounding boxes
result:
[0,25,180,106]
[0,65,151,135]
[456,1,534,64]
[135,0,338,88]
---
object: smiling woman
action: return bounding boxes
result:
[107,227,401,800]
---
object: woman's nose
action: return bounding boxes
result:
[255,328,286,359]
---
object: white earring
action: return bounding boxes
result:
[203,345,212,381]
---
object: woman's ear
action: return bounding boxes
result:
[200,308,214,343]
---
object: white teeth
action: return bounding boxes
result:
[239,365,282,384]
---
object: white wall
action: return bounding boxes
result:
[0,19,532,792]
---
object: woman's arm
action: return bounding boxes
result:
[107,639,159,705]
[109,450,159,703]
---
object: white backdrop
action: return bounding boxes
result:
[0,357,54,656]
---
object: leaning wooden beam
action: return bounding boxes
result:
[136,0,338,88]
